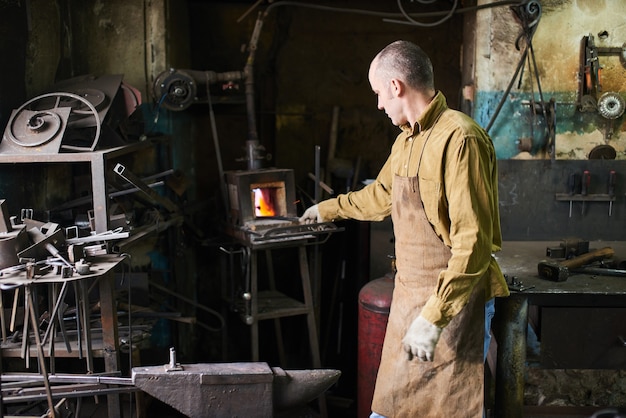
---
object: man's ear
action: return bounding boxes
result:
[390,78,404,98]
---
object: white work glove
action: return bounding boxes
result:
[402,315,443,362]
[299,205,322,224]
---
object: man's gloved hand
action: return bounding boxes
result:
[299,205,322,224]
[402,315,443,362]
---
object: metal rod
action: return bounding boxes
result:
[25,286,56,417]
[2,386,137,404]
[571,267,626,277]
[206,85,229,220]
[486,45,529,134]
[42,281,67,346]
[113,163,178,213]
[312,146,321,352]
[1,373,132,385]
[149,281,225,332]
[314,146,321,203]
[0,287,6,343]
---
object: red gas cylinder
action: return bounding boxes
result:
[357,272,394,418]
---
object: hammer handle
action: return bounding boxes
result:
[561,246,614,269]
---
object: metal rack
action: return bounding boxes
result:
[0,138,168,233]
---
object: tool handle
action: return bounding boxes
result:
[561,246,614,269]
[581,170,591,195]
[608,170,616,197]
[568,172,579,195]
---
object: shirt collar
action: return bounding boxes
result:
[400,91,448,136]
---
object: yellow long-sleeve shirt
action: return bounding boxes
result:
[318,92,510,327]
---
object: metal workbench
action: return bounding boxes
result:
[492,241,626,418]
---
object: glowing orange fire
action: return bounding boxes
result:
[254,188,275,217]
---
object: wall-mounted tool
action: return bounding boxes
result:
[577,34,601,112]
[608,170,616,216]
[597,91,625,140]
[577,34,626,141]
[538,246,614,282]
[566,172,581,217]
[555,169,616,217]
[581,170,590,214]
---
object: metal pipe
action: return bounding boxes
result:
[244,13,265,148]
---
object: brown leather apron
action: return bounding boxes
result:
[370,173,486,418]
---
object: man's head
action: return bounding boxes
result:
[368,40,436,127]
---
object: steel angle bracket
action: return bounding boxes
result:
[17,228,65,262]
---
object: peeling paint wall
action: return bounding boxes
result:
[474,0,626,160]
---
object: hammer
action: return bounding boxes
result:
[538,246,614,281]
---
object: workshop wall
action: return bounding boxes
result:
[474,0,626,161]
[271,3,465,194]
[470,0,626,241]
[0,2,27,131]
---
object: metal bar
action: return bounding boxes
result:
[307,172,333,195]
[73,282,83,360]
[41,281,69,348]
[51,181,166,213]
[91,153,110,234]
[25,286,56,417]
[250,250,259,361]
[113,163,178,213]
[2,385,138,404]
[66,231,130,245]
[10,287,19,332]
[571,267,626,277]
[486,45,529,134]
[98,268,122,418]
[79,281,94,372]
[1,373,131,385]
[148,281,224,331]
[265,250,287,366]
[111,215,183,253]
[20,289,29,365]
[313,146,322,340]
[55,284,72,354]
[299,245,327,418]
[47,285,56,373]
[298,246,321,369]
[0,288,6,342]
